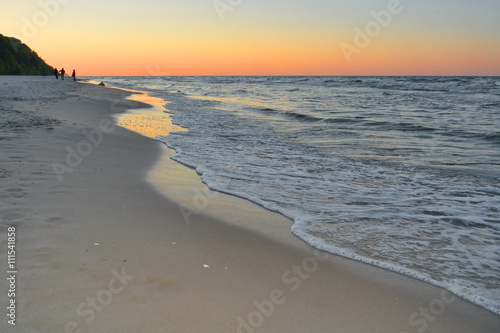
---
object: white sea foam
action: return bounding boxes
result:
[93,76,500,314]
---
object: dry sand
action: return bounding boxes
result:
[0,76,498,332]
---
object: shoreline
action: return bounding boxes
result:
[0,76,498,332]
[115,81,500,316]
[117,92,308,250]
[109,81,500,321]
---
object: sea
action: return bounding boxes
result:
[90,76,500,314]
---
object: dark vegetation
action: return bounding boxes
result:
[0,34,54,75]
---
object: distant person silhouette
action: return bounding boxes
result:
[54,68,59,80]
[60,68,65,80]
[72,69,76,81]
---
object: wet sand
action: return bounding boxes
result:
[0,76,498,332]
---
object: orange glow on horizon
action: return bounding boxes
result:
[5,2,498,77]
[35,39,500,77]
[39,33,498,77]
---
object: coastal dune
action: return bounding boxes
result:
[0,76,498,332]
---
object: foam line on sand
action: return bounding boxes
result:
[0,76,498,332]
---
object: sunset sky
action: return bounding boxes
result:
[2,0,499,76]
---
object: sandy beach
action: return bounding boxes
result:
[0,76,498,332]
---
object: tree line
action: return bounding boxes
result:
[0,34,54,75]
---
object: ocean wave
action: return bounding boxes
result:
[284,111,324,122]
[484,133,500,143]
[90,75,500,314]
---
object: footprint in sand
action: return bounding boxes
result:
[4,187,27,198]
[45,216,65,224]
[0,170,13,179]
[0,211,27,222]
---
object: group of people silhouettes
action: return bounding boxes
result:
[54,68,76,81]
